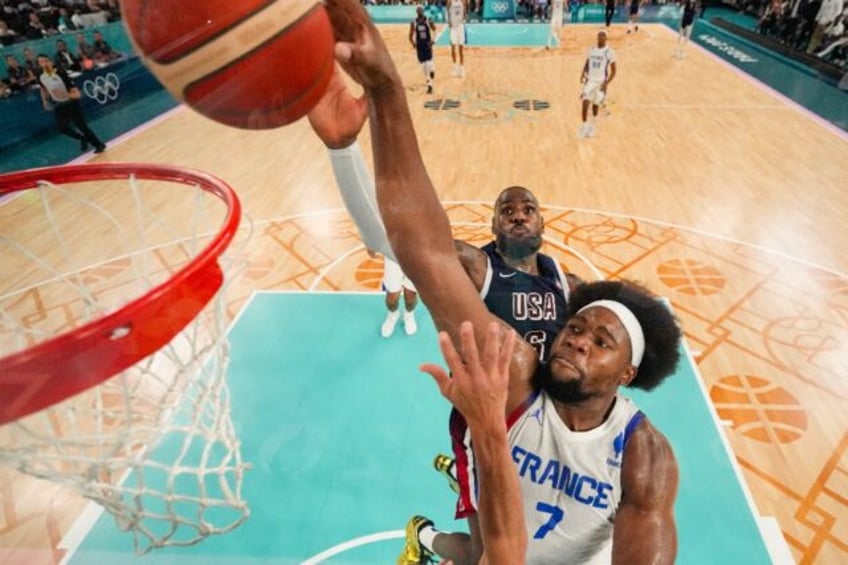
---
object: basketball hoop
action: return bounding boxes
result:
[0,163,250,554]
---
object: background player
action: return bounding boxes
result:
[448,0,467,77]
[369,250,419,338]
[409,5,437,93]
[579,30,616,139]
[627,0,643,33]
[674,0,698,58]
[546,0,565,50]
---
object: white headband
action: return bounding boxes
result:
[576,300,645,367]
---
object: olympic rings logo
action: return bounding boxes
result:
[491,1,510,13]
[83,72,120,104]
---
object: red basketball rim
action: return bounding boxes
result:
[0,163,241,425]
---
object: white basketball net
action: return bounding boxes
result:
[0,174,251,554]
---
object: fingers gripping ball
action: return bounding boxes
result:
[122,0,335,129]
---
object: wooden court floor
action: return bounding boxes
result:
[0,24,846,564]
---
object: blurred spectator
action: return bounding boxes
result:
[0,18,19,45]
[807,0,844,52]
[757,0,786,35]
[4,53,37,92]
[22,46,40,76]
[25,10,57,39]
[56,7,75,32]
[92,29,121,62]
[54,38,81,72]
[70,8,85,29]
[75,31,95,63]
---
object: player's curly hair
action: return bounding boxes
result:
[567,280,681,391]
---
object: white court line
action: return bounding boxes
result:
[621,103,785,109]
[557,203,848,280]
[300,530,405,564]
[678,338,793,562]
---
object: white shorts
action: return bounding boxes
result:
[383,257,416,293]
[450,25,465,46]
[581,80,606,105]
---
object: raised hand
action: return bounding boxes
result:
[421,321,517,430]
[307,65,367,149]
[324,0,403,94]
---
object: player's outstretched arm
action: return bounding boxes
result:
[611,419,679,564]
[421,321,527,565]
[324,0,526,357]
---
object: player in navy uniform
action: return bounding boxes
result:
[627,0,642,33]
[403,187,582,564]
[604,0,617,28]
[409,5,437,94]
[674,0,698,58]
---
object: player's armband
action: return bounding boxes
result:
[328,141,395,260]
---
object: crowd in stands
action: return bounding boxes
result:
[750,0,847,68]
[0,0,120,44]
[1,1,122,97]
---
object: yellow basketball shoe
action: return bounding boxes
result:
[433,453,460,494]
[397,515,435,565]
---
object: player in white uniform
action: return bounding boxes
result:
[448,0,467,76]
[579,30,616,138]
[546,0,565,49]
[371,251,418,337]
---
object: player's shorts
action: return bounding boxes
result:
[681,16,694,30]
[629,2,640,15]
[449,24,465,46]
[449,407,478,519]
[382,257,416,293]
[416,44,433,64]
[582,79,606,105]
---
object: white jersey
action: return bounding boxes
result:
[448,0,465,27]
[507,391,644,564]
[550,0,564,26]
[586,45,616,83]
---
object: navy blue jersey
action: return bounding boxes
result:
[681,0,696,25]
[413,16,434,63]
[480,242,569,362]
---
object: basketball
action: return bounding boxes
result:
[121,0,335,129]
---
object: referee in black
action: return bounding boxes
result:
[36,53,106,154]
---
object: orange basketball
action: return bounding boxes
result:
[122,0,335,129]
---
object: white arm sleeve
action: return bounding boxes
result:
[327,141,396,260]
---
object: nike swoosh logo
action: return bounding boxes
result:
[498,272,518,278]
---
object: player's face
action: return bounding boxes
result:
[492,187,544,260]
[539,307,635,403]
[597,32,607,47]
